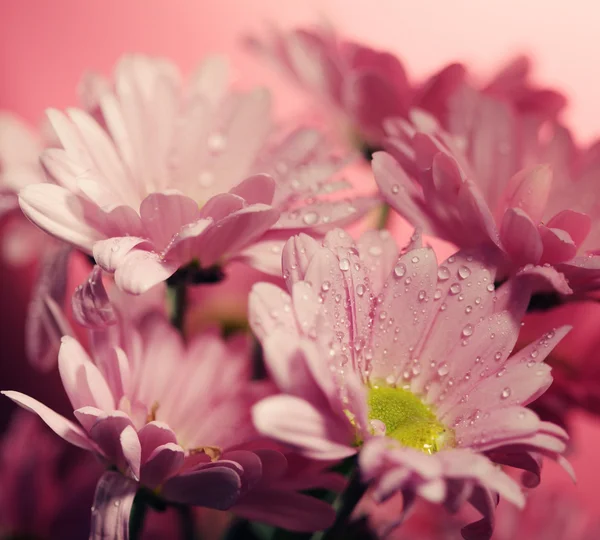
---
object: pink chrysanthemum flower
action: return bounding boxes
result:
[249,229,571,538]
[249,24,464,153]
[18,54,374,294]
[2,277,337,537]
[375,108,600,296]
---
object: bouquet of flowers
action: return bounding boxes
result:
[1,20,599,540]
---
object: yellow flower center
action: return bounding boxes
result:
[367,384,451,454]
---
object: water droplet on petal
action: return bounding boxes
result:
[486,284,495,292]
[500,387,511,399]
[449,283,461,295]
[303,211,319,225]
[391,184,400,194]
[356,284,366,297]
[437,266,450,281]
[339,258,350,271]
[411,256,420,263]
[458,266,471,279]
[394,263,406,277]
[462,324,474,337]
[321,281,331,292]
[437,363,449,376]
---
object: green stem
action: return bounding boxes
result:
[376,203,391,230]
[177,505,199,540]
[129,492,149,540]
[316,470,367,540]
[169,281,188,333]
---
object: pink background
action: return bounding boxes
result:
[1,0,599,515]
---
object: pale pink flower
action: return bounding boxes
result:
[4,271,338,536]
[376,108,600,296]
[250,229,571,538]
[249,25,464,152]
[19,54,374,294]
[0,410,101,539]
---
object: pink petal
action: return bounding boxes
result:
[89,412,136,473]
[500,165,552,224]
[546,210,591,248]
[236,239,285,275]
[281,233,321,289]
[234,490,335,532]
[2,391,94,450]
[58,336,115,411]
[248,283,295,342]
[221,450,263,494]
[139,192,200,250]
[25,245,72,371]
[113,249,179,295]
[500,207,543,265]
[140,442,185,489]
[198,193,245,221]
[74,406,104,432]
[72,265,117,328]
[92,237,150,272]
[120,425,142,481]
[252,395,355,461]
[539,226,577,264]
[137,421,178,464]
[90,471,137,540]
[171,205,280,268]
[19,184,103,251]
[161,465,242,510]
[357,229,399,294]
[229,174,276,205]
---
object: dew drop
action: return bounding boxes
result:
[437,363,449,376]
[356,284,366,297]
[303,211,319,225]
[465,305,473,314]
[437,266,451,281]
[418,290,427,302]
[449,283,461,295]
[394,263,407,277]
[461,324,474,337]
[321,281,331,292]
[411,256,420,263]
[391,184,400,194]
[458,266,471,279]
[486,283,495,292]
[339,258,350,271]
[500,387,511,399]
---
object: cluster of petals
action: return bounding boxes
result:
[250,24,465,150]
[375,107,600,296]
[384,488,600,540]
[3,269,340,536]
[249,228,571,538]
[18,54,374,295]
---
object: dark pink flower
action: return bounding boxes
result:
[250,229,571,538]
[376,108,600,295]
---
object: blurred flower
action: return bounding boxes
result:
[0,409,100,539]
[250,228,571,538]
[19,54,375,294]
[368,486,600,540]
[376,108,600,296]
[0,112,46,266]
[249,24,464,154]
